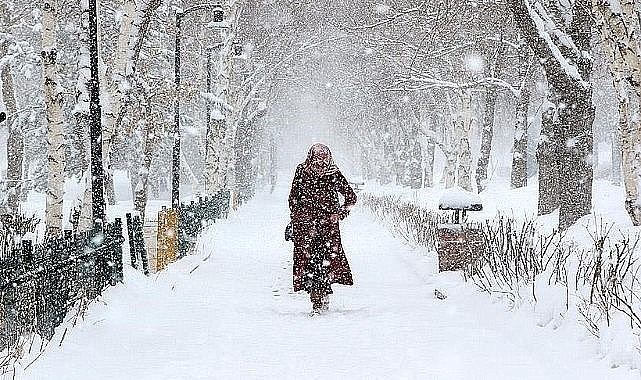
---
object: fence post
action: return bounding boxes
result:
[113,218,125,283]
[91,221,105,295]
[125,213,138,269]
[133,216,149,276]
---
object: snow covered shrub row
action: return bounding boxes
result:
[362,193,641,366]
[360,193,449,250]
[466,215,568,303]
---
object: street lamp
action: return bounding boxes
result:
[173,3,226,209]
[89,0,105,222]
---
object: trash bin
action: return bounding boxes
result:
[436,187,485,272]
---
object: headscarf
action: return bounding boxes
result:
[304,143,339,177]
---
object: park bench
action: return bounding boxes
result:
[436,187,485,272]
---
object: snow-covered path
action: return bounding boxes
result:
[18,189,638,379]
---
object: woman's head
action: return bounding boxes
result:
[306,143,338,176]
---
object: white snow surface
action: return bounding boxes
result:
[438,186,482,210]
[13,182,640,379]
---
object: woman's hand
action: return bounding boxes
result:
[329,214,339,223]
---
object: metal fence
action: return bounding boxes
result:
[178,191,230,258]
[124,190,231,274]
[0,219,125,351]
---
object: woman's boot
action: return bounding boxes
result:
[310,292,323,314]
[321,295,329,312]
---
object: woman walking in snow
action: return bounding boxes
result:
[288,143,357,314]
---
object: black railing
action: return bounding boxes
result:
[0,219,124,351]
[125,213,149,275]
[178,191,230,257]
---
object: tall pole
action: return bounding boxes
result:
[204,46,212,163]
[88,0,105,222]
[172,13,182,209]
[173,4,224,206]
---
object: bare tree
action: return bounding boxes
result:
[0,5,23,214]
[508,0,595,230]
[593,0,641,225]
[42,0,66,235]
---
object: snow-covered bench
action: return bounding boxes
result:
[437,187,484,272]
[438,187,483,223]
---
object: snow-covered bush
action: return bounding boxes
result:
[361,193,449,250]
[363,193,641,369]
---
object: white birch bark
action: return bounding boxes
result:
[594,0,641,224]
[456,90,473,191]
[102,0,136,204]
[205,0,240,193]
[77,172,94,232]
[42,0,65,235]
[72,0,93,231]
[440,93,459,189]
[1,37,22,214]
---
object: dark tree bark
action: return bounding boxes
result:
[476,40,505,192]
[509,0,594,229]
[89,0,105,222]
[537,104,560,215]
[476,87,498,192]
[511,50,534,189]
[1,40,23,214]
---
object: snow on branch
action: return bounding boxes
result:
[349,2,429,30]
[390,75,520,96]
[525,0,587,86]
[200,91,233,114]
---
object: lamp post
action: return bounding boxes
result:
[204,45,213,160]
[89,0,105,222]
[173,3,225,209]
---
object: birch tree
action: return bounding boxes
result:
[476,38,506,192]
[42,0,65,235]
[0,5,23,214]
[457,90,473,191]
[67,0,96,232]
[101,0,135,204]
[593,0,641,225]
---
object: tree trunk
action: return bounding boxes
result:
[476,85,497,192]
[422,119,435,188]
[557,89,594,230]
[611,124,622,186]
[102,0,136,205]
[511,60,534,189]
[475,37,505,193]
[42,0,65,235]
[408,124,422,189]
[1,40,22,214]
[443,151,457,189]
[537,103,560,215]
[73,0,91,173]
[456,91,472,191]
[594,1,641,224]
[509,0,594,229]
[269,133,277,193]
[71,0,92,230]
[205,119,226,193]
[133,122,155,222]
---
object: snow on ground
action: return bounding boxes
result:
[12,181,640,379]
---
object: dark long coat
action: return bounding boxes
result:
[288,164,357,293]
